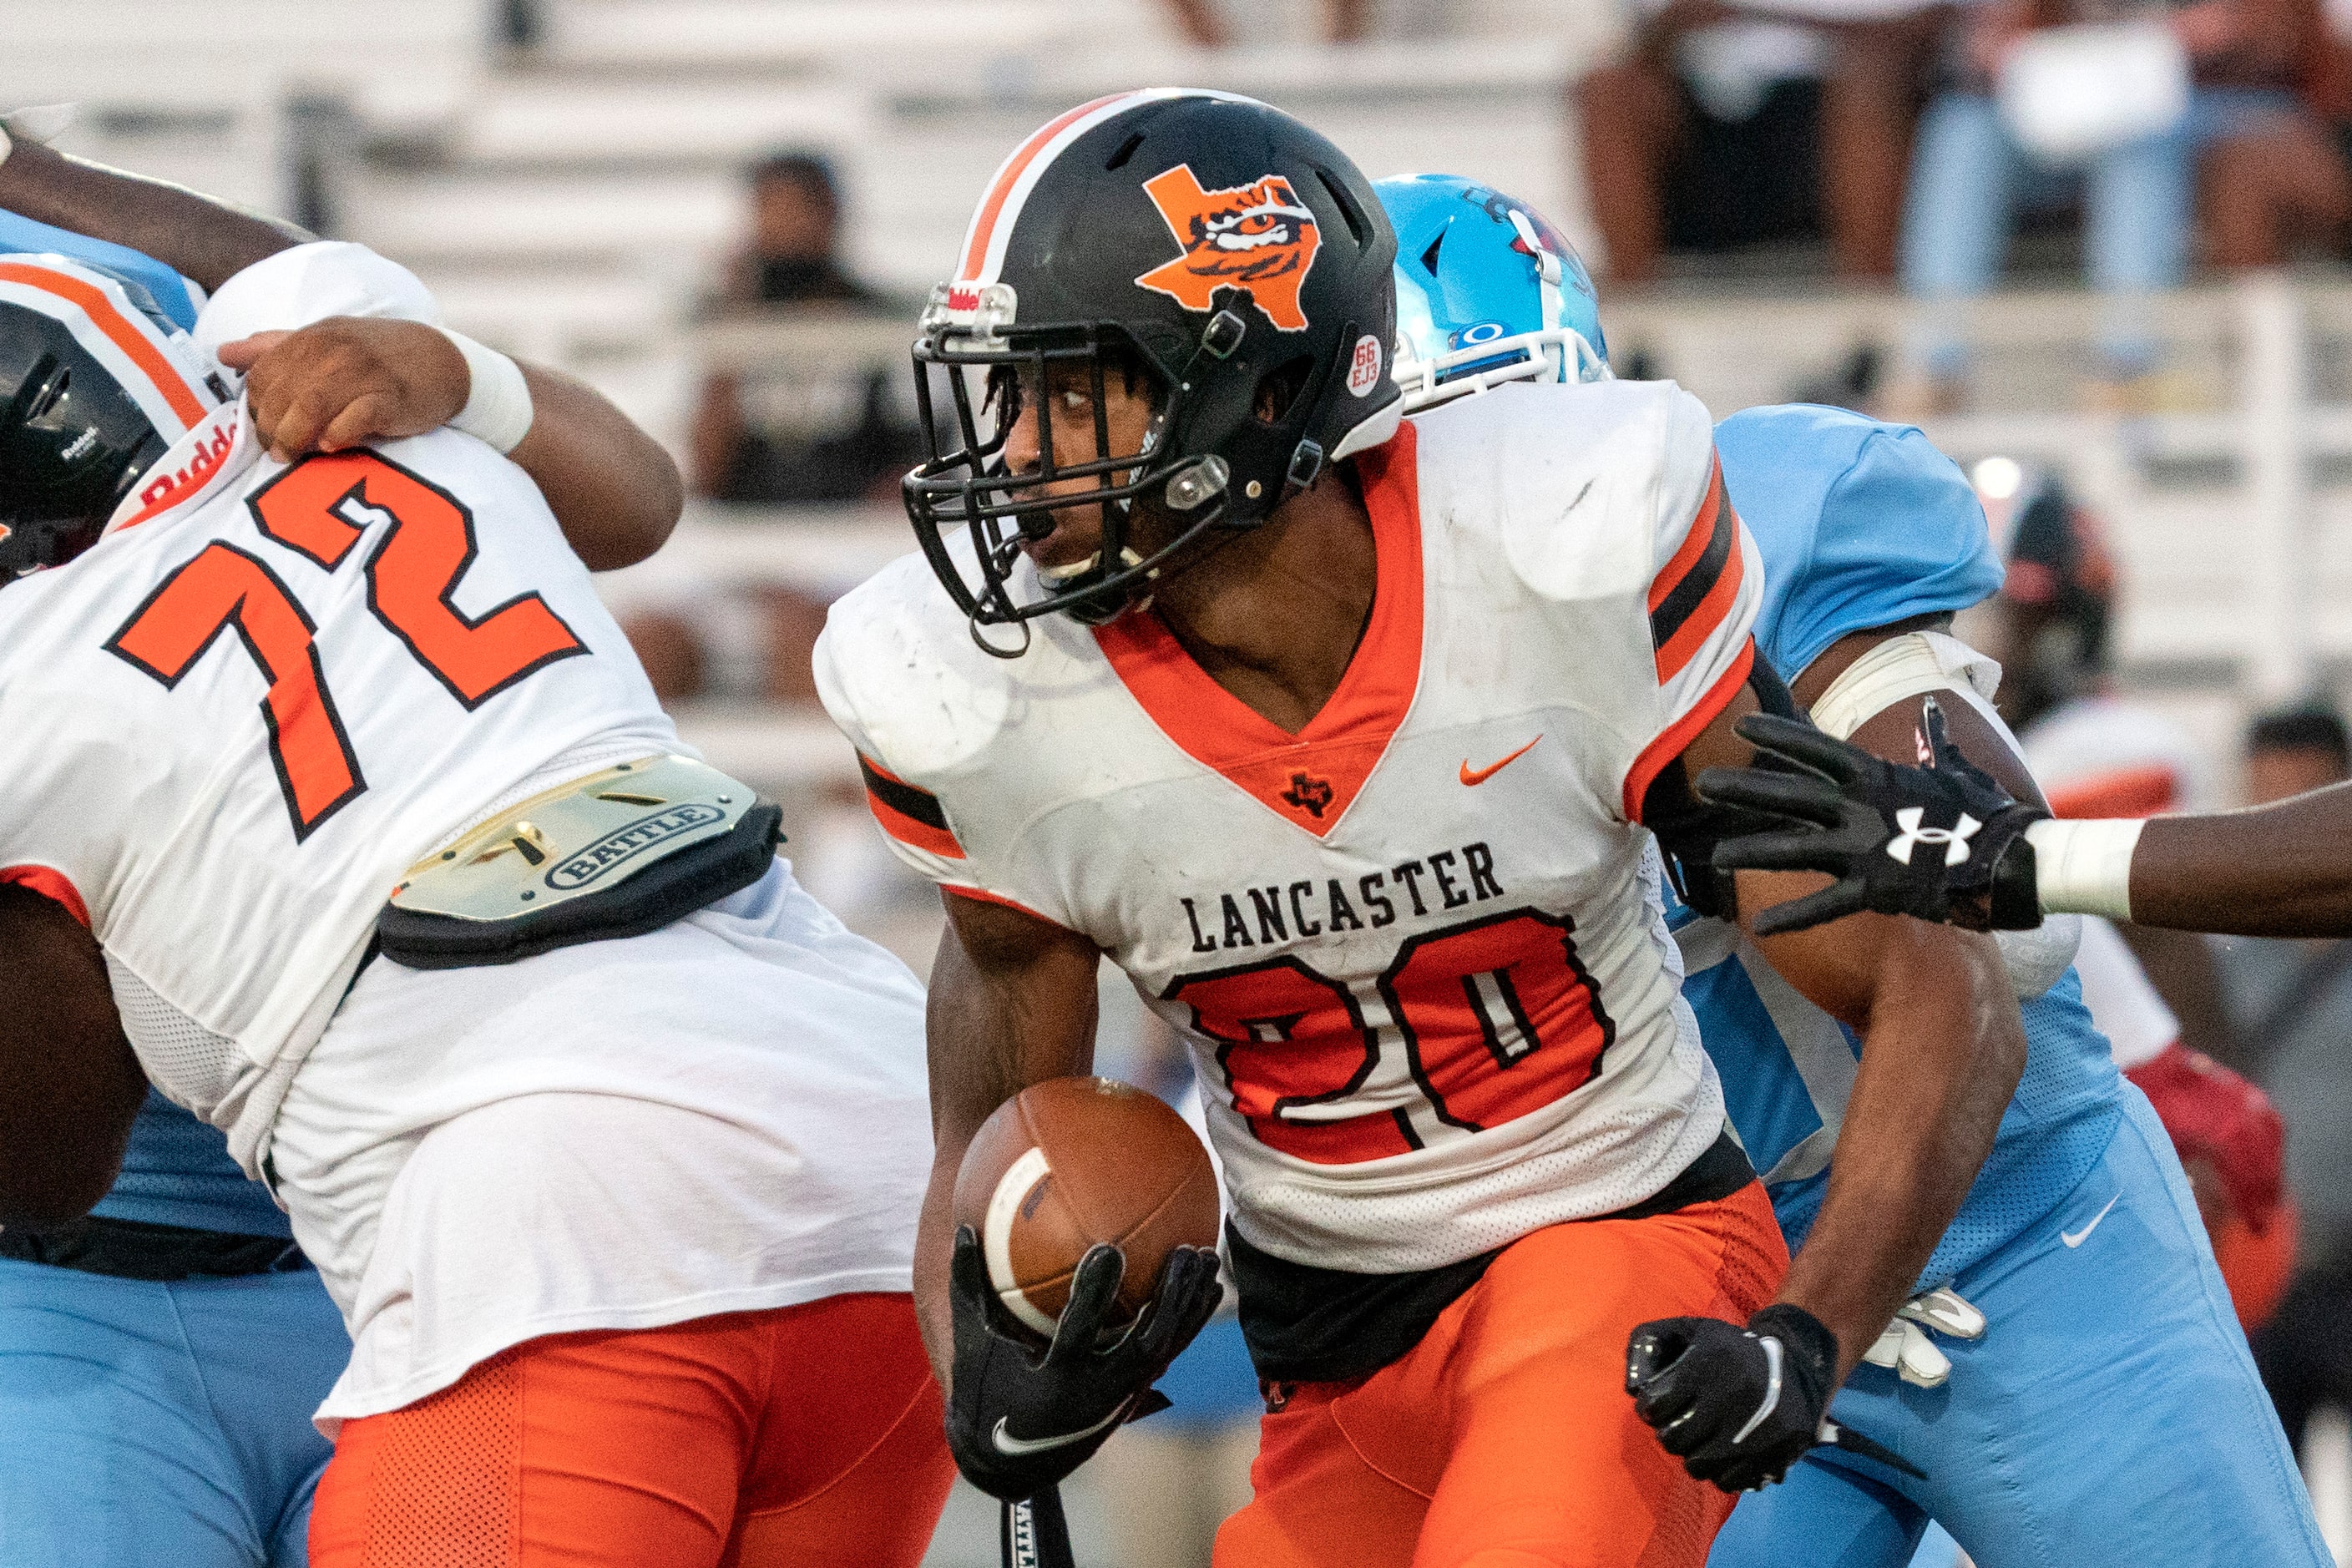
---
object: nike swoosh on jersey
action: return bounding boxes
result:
[2061,1192,2121,1248]
[990,1404,1129,1457]
[1460,736,1542,787]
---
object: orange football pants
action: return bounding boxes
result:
[1214,1181,1788,1568]
[308,1293,956,1568]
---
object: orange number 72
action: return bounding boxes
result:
[107,451,586,842]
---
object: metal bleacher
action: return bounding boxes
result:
[23,4,2352,1561]
[14,0,2352,797]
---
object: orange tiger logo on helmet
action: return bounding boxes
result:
[1134,164,1322,331]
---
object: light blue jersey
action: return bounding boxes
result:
[1690,403,2324,1566]
[1675,403,2122,1287]
[94,1091,292,1238]
[0,216,337,1565]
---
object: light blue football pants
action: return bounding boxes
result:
[1709,1087,2329,1568]
[0,1257,346,1566]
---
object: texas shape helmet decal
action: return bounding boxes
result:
[1133,164,1323,331]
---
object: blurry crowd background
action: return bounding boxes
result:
[18,0,2352,1561]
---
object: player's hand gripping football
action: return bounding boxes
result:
[1695,698,2049,936]
[944,1225,1222,1502]
[217,318,475,465]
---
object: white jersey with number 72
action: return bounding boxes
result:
[0,248,678,1170]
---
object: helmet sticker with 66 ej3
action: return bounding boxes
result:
[0,253,223,584]
[903,90,1404,650]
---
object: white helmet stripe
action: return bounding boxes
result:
[0,256,210,442]
[954,87,1261,287]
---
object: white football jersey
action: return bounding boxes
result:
[819,378,1763,1273]
[0,245,677,1172]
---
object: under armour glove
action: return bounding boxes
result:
[945,1225,1222,1502]
[1626,1304,1839,1493]
[1696,700,2049,936]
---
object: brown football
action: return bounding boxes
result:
[952,1076,1221,1340]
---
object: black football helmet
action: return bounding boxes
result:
[0,255,218,584]
[903,89,1402,644]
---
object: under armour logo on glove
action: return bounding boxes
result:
[1694,697,2049,935]
[1885,806,1982,867]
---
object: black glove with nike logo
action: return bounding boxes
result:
[1697,700,2048,936]
[1626,1304,1839,1493]
[945,1224,1222,1501]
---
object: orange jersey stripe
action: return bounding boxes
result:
[867,791,964,860]
[1623,638,1756,822]
[0,864,90,927]
[857,752,966,860]
[0,261,207,428]
[958,93,1136,280]
[1652,517,1747,684]
[1648,456,1726,615]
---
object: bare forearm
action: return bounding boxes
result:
[508,365,684,571]
[913,1161,963,1382]
[2132,788,2352,936]
[0,139,306,290]
[1776,933,2022,1377]
[916,898,1100,1384]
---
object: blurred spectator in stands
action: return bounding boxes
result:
[1576,0,1951,282]
[1987,469,2249,1066]
[625,153,915,705]
[687,151,918,505]
[1157,0,1370,44]
[2198,0,2352,265]
[621,605,706,701]
[2220,701,2352,1455]
[2245,700,2352,803]
[1895,0,2307,410]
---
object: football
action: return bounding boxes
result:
[952,1075,1221,1340]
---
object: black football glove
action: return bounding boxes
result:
[1696,698,2049,936]
[1626,1304,1839,1493]
[945,1224,1222,1502]
[1626,1303,1925,1493]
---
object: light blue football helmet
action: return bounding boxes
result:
[1373,175,1609,414]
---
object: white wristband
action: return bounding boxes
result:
[2024,817,2144,922]
[439,327,534,454]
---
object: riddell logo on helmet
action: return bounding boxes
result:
[944,284,983,314]
[1134,165,1322,331]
